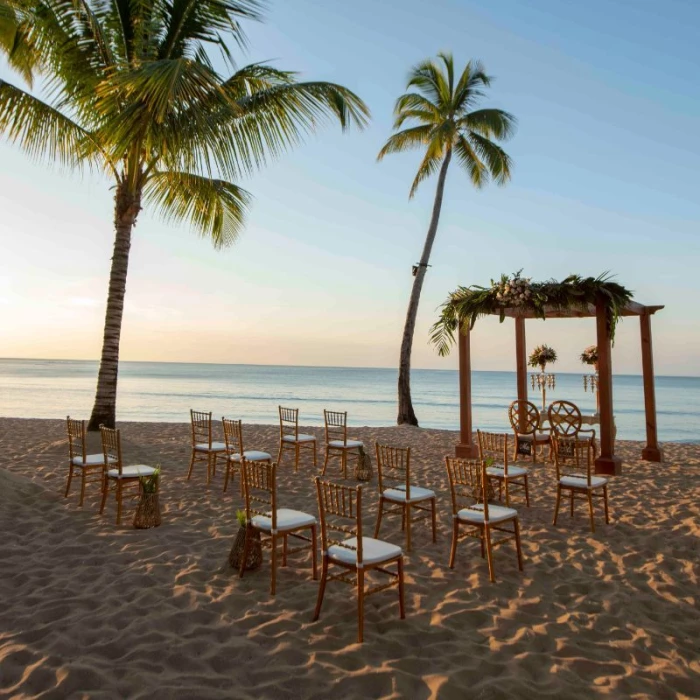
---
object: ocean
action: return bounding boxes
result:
[0,358,698,442]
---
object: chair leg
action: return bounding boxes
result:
[374,499,384,539]
[397,557,406,619]
[514,518,524,571]
[270,534,277,595]
[294,443,300,474]
[322,447,329,476]
[115,481,122,526]
[187,450,196,480]
[312,555,329,621]
[65,465,74,498]
[357,568,364,643]
[223,460,230,493]
[587,491,596,533]
[312,441,317,467]
[311,525,318,580]
[79,470,87,507]
[480,532,486,558]
[553,485,562,526]
[99,475,109,514]
[570,490,575,517]
[206,453,212,485]
[484,525,495,583]
[405,503,412,552]
[448,520,458,569]
[524,475,530,507]
[504,477,510,507]
[603,485,610,524]
[239,527,250,578]
[276,442,284,467]
[430,498,437,543]
[341,451,347,479]
[282,534,288,567]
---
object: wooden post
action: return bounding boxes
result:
[594,300,622,475]
[455,320,477,458]
[515,316,528,430]
[640,312,663,462]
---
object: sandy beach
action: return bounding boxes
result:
[0,417,698,699]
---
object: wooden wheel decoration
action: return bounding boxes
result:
[547,400,582,437]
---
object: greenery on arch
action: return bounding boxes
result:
[430,271,633,356]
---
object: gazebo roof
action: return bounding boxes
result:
[496,301,664,319]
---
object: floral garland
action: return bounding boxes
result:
[430,271,633,357]
[580,345,598,366]
[529,344,557,370]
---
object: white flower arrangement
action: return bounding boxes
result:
[493,272,532,307]
[580,345,598,366]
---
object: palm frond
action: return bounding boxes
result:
[0,78,100,168]
[408,139,443,198]
[454,134,487,188]
[0,2,37,85]
[407,57,451,108]
[467,131,512,186]
[143,170,252,248]
[461,108,516,140]
[377,124,433,160]
[394,91,440,120]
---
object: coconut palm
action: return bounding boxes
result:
[0,0,369,429]
[378,52,515,426]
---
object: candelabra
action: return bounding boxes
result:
[583,370,600,414]
[530,370,556,412]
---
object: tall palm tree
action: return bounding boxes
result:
[378,52,515,426]
[0,0,369,429]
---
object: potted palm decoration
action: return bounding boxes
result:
[228,510,262,572]
[355,445,373,481]
[134,467,161,529]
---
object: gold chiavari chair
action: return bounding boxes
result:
[477,430,530,507]
[321,410,364,479]
[313,478,405,643]
[277,406,317,473]
[187,410,227,484]
[548,400,598,456]
[552,435,610,533]
[221,418,272,494]
[445,456,524,583]
[99,426,157,525]
[239,460,317,595]
[507,400,552,463]
[65,416,112,506]
[374,443,437,552]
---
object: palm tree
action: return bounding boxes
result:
[378,52,515,426]
[0,0,369,429]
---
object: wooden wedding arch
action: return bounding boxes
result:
[451,300,664,475]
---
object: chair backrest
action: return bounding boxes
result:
[548,400,583,438]
[508,400,541,436]
[476,430,509,471]
[314,477,363,564]
[242,460,277,530]
[190,410,213,448]
[552,436,593,486]
[324,410,347,445]
[375,443,411,499]
[278,406,299,440]
[100,425,123,475]
[222,417,244,455]
[445,456,489,522]
[66,416,87,463]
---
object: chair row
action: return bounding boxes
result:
[188,407,367,488]
[66,417,158,525]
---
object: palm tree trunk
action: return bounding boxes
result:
[397,149,452,426]
[87,183,141,431]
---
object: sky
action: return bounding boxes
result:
[1,0,699,375]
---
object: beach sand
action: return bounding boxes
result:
[0,417,698,699]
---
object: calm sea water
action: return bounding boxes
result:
[0,359,698,442]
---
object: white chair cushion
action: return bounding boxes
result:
[328,537,402,567]
[560,475,608,489]
[194,441,227,452]
[251,508,316,532]
[72,454,112,467]
[458,503,518,525]
[486,465,528,478]
[106,465,157,479]
[328,439,364,449]
[383,485,435,503]
[518,433,550,442]
[228,450,272,462]
[282,434,316,443]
